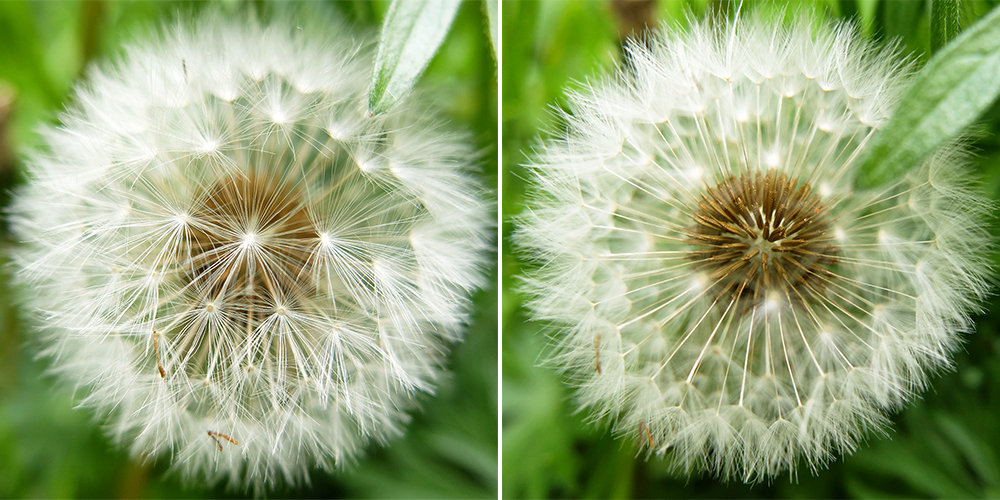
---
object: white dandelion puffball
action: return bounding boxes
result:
[9,11,489,490]
[515,15,992,481]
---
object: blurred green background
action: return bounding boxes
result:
[502,1,1000,499]
[0,1,497,498]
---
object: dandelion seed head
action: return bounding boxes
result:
[9,9,489,492]
[516,12,991,482]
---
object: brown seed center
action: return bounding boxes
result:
[685,169,838,305]
[188,174,315,315]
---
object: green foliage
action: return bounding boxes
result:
[502,0,1000,498]
[931,0,962,52]
[369,0,462,115]
[857,4,1000,189]
[0,1,496,498]
[485,0,498,58]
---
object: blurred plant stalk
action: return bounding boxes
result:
[611,0,657,46]
[0,82,14,176]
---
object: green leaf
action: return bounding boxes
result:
[931,0,962,53]
[485,0,498,59]
[369,0,462,115]
[855,4,1000,189]
[933,412,1000,488]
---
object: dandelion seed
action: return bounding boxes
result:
[515,13,991,482]
[9,9,489,491]
[208,431,239,452]
[153,330,165,378]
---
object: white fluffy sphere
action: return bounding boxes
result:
[515,14,991,481]
[9,10,489,490]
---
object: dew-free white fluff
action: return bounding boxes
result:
[515,14,991,481]
[9,10,489,491]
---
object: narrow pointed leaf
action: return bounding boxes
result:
[485,0,498,58]
[369,0,462,115]
[856,5,1000,189]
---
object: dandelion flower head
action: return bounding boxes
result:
[9,10,489,490]
[515,13,991,481]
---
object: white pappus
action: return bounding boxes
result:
[8,9,490,492]
[515,13,992,482]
